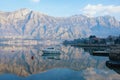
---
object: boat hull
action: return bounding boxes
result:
[106,60,120,68]
[42,50,60,54]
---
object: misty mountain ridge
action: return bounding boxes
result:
[0,8,120,40]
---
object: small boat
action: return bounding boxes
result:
[106,60,120,74]
[106,60,120,68]
[93,50,109,54]
[42,47,61,54]
[92,51,109,56]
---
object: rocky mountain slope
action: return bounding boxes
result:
[0,8,120,39]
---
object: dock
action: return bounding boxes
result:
[71,44,108,47]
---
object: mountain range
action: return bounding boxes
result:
[0,8,120,40]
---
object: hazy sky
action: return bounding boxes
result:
[0,0,120,19]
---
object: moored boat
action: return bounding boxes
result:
[92,50,109,56]
[106,60,120,68]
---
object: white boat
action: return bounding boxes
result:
[42,47,61,54]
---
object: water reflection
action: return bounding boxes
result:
[0,45,120,79]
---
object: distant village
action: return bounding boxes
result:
[63,35,120,46]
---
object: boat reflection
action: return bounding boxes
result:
[42,52,61,60]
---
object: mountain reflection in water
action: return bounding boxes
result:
[0,45,120,80]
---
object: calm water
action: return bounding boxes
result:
[0,44,120,80]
